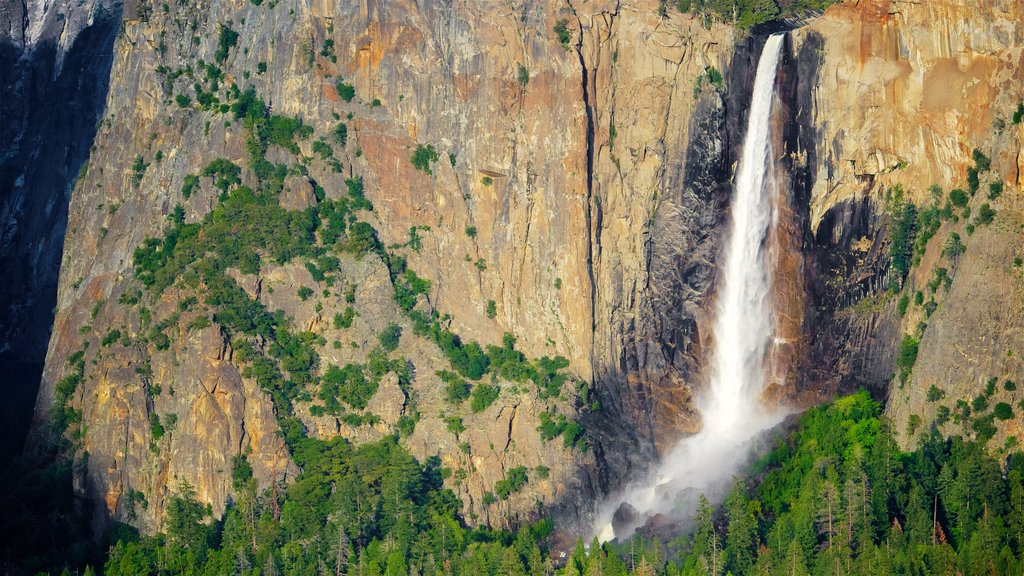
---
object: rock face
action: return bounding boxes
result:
[0,0,121,463]
[789,0,1024,447]
[32,0,750,534]
[27,0,1024,541]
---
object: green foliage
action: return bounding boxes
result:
[312,138,333,159]
[180,174,200,199]
[470,382,500,413]
[201,158,241,193]
[297,286,314,300]
[130,154,149,188]
[320,363,378,411]
[485,299,497,319]
[887,185,917,280]
[438,370,471,403]
[101,328,122,347]
[553,19,572,48]
[333,307,355,329]
[378,323,402,352]
[333,122,348,146]
[943,232,966,259]
[674,0,831,28]
[949,187,968,207]
[975,203,996,226]
[516,63,529,87]
[465,225,477,238]
[443,415,465,436]
[537,410,584,449]
[214,25,239,63]
[897,294,910,316]
[989,180,1004,200]
[994,402,1014,420]
[926,385,945,402]
[335,80,356,102]
[149,413,165,441]
[973,148,992,172]
[896,335,919,384]
[973,394,989,412]
[411,144,440,174]
[494,466,528,500]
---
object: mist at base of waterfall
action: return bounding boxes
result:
[593,34,789,543]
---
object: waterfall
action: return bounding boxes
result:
[596,34,788,541]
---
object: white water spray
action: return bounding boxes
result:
[596,34,788,541]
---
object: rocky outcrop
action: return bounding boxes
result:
[794,0,1024,219]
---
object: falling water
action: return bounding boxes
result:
[596,34,788,541]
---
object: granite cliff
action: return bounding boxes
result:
[17,0,1024,546]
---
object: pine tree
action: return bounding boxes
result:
[724,483,757,575]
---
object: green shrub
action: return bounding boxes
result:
[553,19,572,48]
[470,382,499,413]
[974,203,995,226]
[967,167,980,195]
[993,402,1014,420]
[972,395,988,412]
[215,25,239,63]
[495,466,528,500]
[907,413,922,436]
[336,81,355,102]
[516,63,529,87]
[897,295,910,316]
[333,307,355,329]
[320,363,378,410]
[378,323,402,352]
[926,385,944,402]
[972,148,991,172]
[101,329,122,347]
[131,155,149,188]
[988,181,1003,200]
[333,123,348,146]
[485,300,497,319]
[181,174,200,199]
[444,415,465,436]
[887,186,916,280]
[942,232,966,259]
[411,144,439,174]
[149,413,166,441]
[297,286,313,301]
[465,226,477,238]
[972,414,997,442]
[896,335,918,383]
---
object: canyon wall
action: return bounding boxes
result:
[0,0,120,462]
[32,0,747,534]
[27,0,1024,539]
[792,0,1024,447]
